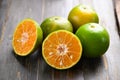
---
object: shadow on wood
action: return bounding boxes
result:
[41,55,106,79]
[65,56,105,79]
[12,45,42,67]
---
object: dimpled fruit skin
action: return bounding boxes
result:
[41,16,73,38]
[75,23,110,58]
[68,4,99,31]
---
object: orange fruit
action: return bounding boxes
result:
[68,4,99,31]
[42,30,82,69]
[75,23,110,58]
[41,16,73,38]
[12,18,43,56]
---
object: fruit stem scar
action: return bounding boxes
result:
[83,7,86,9]
[57,44,68,55]
[54,17,59,20]
[90,25,95,28]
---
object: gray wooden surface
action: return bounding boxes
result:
[115,0,120,35]
[0,0,120,80]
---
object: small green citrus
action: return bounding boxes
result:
[75,23,110,58]
[41,16,73,38]
[68,4,99,31]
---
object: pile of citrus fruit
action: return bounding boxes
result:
[12,4,110,70]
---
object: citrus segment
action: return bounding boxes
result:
[12,18,43,56]
[42,30,82,69]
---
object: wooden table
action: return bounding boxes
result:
[0,0,120,80]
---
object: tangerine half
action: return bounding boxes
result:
[12,18,43,56]
[42,30,82,69]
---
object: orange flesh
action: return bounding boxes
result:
[13,20,37,55]
[43,31,82,69]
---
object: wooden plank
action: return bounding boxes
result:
[0,0,44,80]
[114,0,120,36]
[93,0,120,80]
[0,0,120,80]
[0,0,10,42]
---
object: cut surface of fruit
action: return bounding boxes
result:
[12,18,43,56]
[42,30,82,69]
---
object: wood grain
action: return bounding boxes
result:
[0,0,120,80]
[114,0,120,36]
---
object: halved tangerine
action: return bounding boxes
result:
[12,18,43,56]
[42,30,82,69]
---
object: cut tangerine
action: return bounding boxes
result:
[42,30,82,69]
[12,18,43,56]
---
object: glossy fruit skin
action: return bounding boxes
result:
[68,4,99,31]
[75,23,110,58]
[41,16,73,38]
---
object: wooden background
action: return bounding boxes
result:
[0,0,120,80]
